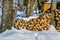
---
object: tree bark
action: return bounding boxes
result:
[26,0,37,17]
[51,0,57,26]
[0,0,17,33]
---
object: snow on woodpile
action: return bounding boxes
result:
[14,13,52,31]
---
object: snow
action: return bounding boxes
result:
[22,15,39,21]
[45,0,51,3]
[0,27,35,40]
[16,10,40,21]
[0,25,60,40]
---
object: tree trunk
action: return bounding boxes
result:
[51,0,57,26]
[0,0,17,33]
[52,0,57,10]
[26,0,37,17]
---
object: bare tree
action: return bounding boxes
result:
[0,0,17,32]
[52,0,57,27]
[23,0,37,17]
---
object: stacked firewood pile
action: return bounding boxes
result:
[14,13,52,31]
[14,20,28,30]
[54,10,60,32]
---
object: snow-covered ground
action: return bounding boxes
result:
[0,25,60,40]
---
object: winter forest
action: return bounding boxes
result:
[0,0,60,40]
